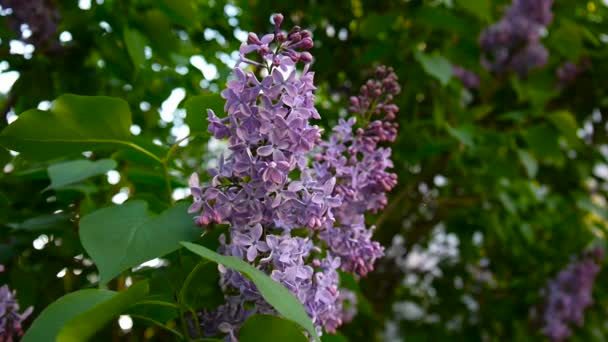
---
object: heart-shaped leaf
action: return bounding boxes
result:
[80,201,200,284]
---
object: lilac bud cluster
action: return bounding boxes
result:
[188,14,384,339]
[452,65,480,89]
[538,248,603,341]
[0,0,60,48]
[314,66,400,277]
[556,59,589,88]
[479,0,554,76]
[0,265,32,342]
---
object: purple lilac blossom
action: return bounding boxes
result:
[479,0,554,76]
[452,65,480,89]
[315,66,400,277]
[188,14,370,339]
[539,248,603,341]
[0,283,33,342]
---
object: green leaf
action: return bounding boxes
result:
[9,212,71,231]
[454,0,491,22]
[414,51,453,86]
[0,95,156,162]
[446,123,474,147]
[57,281,149,342]
[239,315,308,342]
[523,124,563,164]
[80,201,200,284]
[184,94,224,134]
[23,289,115,342]
[157,0,196,26]
[547,111,580,148]
[46,159,116,190]
[517,149,538,178]
[181,242,319,342]
[124,27,147,69]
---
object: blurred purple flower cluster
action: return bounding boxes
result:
[479,0,554,76]
[452,65,480,89]
[556,59,590,88]
[0,265,32,342]
[188,14,398,339]
[539,248,603,341]
[0,0,60,48]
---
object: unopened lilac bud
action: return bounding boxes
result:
[289,51,301,62]
[299,37,314,49]
[247,32,261,45]
[300,30,311,39]
[289,32,301,42]
[300,51,313,63]
[276,32,287,42]
[272,13,284,28]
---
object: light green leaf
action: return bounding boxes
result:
[239,315,308,342]
[23,289,115,342]
[124,27,147,69]
[57,281,149,342]
[454,0,491,22]
[181,242,319,342]
[414,51,453,86]
[80,201,200,284]
[445,123,474,147]
[548,111,580,148]
[0,95,158,162]
[46,159,116,190]
[517,149,538,179]
[184,94,224,134]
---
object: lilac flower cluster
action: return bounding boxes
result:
[479,0,554,76]
[314,66,400,277]
[0,265,32,342]
[452,65,480,89]
[539,248,603,341]
[188,14,394,339]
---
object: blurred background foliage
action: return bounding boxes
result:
[1,0,608,340]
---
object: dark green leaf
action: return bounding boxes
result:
[181,242,319,342]
[0,95,148,162]
[46,158,116,190]
[80,201,200,284]
[124,27,147,68]
[454,0,491,22]
[57,281,150,342]
[23,289,115,342]
[239,315,308,342]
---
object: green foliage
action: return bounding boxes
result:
[80,201,200,284]
[23,289,115,342]
[46,159,117,190]
[181,242,320,342]
[1,0,608,341]
[239,315,308,342]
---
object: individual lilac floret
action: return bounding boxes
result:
[479,0,554,76]
[315,66,401,277]
[539,248,603,341]
[452,65,480,89]
[0,284,33,341]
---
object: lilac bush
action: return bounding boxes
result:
[479,0,554,76]
[187,14,400,339]
[538,248,603,341]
